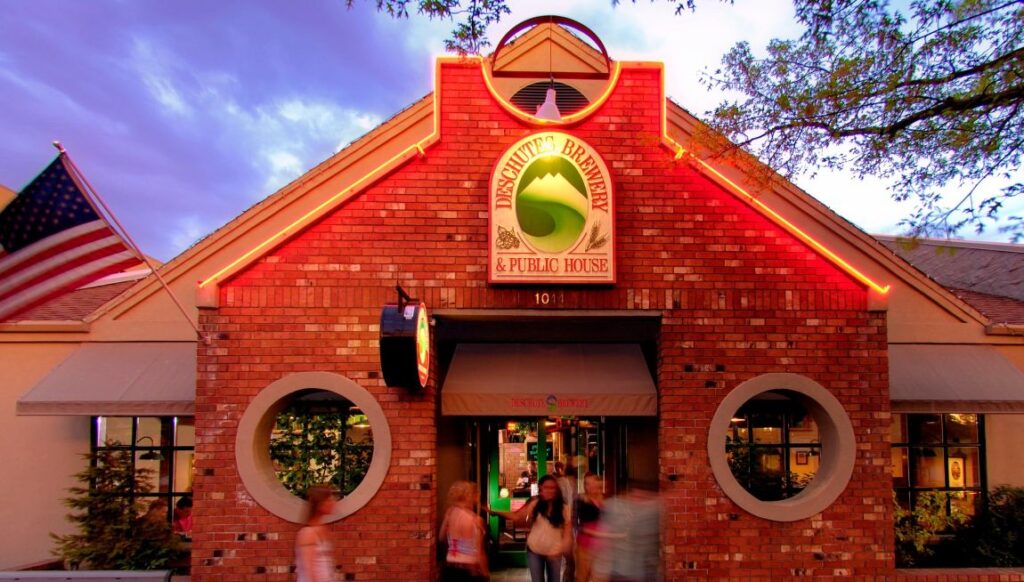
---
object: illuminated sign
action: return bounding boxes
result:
[489,131,615,284]
[380,300,430,391]
[415,304,430,388]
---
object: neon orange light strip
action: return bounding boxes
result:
[479,56,622,126]
[199,65,444,288]
[656,68,887,294]
[659,104,889,292]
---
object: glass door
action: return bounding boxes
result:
[484,417,608,569]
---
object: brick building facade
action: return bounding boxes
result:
[193,51,893,579]
[12,16,1024,582]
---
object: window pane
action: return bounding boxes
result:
[789,447,819,492]
[947,447,980,488]
[910,447,945,487]
[726,444,749,484]
[951,490,981,517]
[908,414,943,444]
[750,411,783,444]
[891,447,909,488]
[269,390,374,498]
[135,451,165,493]
[728,417,748,444]
[97,417,133,447]
[749,446,785,501]
[175,417,195,447]
[890,413,907,444]
[944,414,979,444]
[894,489,911,512]
[912,490,950,516]
[789,414,819,444]
[137,417,163,447]
[174,450,194,493]
[728,393,818,501]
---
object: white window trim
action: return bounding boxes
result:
[708,373,856,522]
[235,371,392,523]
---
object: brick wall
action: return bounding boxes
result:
[194,61,893,580]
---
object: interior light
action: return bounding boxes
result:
[136,436,163,461]
[499,487,510,499]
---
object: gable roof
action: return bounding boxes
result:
[875,235,1024,327]
[12,280,137,322]
[876,236,1024,301]
[948,288,1024,326]
[83,21,1000,337]
[1,267,151,324]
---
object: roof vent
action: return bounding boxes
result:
[510,82,589,116]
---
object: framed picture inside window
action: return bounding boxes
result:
[795,451,809,466]
[948,457,966,488]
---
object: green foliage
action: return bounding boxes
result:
[972,485,1024,565]
[269,404,373,497]
[704,0,1024,241]
[946,485,1024,566]
[358,1,730,55]
[367,0,1021,239]
[893,491,969,567]
[51,444,183,570]
[895,486,1024,567]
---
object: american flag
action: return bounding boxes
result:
[0,154,138,321]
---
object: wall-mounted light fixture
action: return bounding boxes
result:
[136,436,163,461]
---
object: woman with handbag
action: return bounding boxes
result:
[488,475,571,582]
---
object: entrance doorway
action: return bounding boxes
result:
[458,416,656,569]
[432,311,662,575]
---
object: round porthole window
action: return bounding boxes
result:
[236,372,391,523]
[708,373,855,522]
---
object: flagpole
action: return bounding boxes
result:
[53,142,207,343]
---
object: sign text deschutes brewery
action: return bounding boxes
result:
[489,132,615,283]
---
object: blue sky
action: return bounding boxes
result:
[1,1,1019,261]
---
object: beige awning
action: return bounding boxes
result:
[890,344,1024,412]
[442,343,657,416]
[17,342,196,416]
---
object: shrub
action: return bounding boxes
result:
[893,491,968,567]
[895,486,1024,568]
[958,485,1024,566]
[51,443,183,570]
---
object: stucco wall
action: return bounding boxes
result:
[0,343,88,569]
[985,414,1024,488]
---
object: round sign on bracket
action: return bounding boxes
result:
[380,301,430,390]
[415,305,430,387]
[488,131,615,284]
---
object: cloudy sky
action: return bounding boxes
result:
[1,1,1019,261]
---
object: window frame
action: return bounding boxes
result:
[727,399,823,501]
[708,373,857,522]
[235,371,392,523]
[90,415,196,522]
[891,412,986,516]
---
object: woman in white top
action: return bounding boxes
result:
[489,475,571,582]
[295,486,337,582]
[439,481,489,581]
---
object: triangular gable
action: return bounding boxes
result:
[663,99,988,325]
[87,21,992,336]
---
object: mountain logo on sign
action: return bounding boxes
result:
[515,156,588,254]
